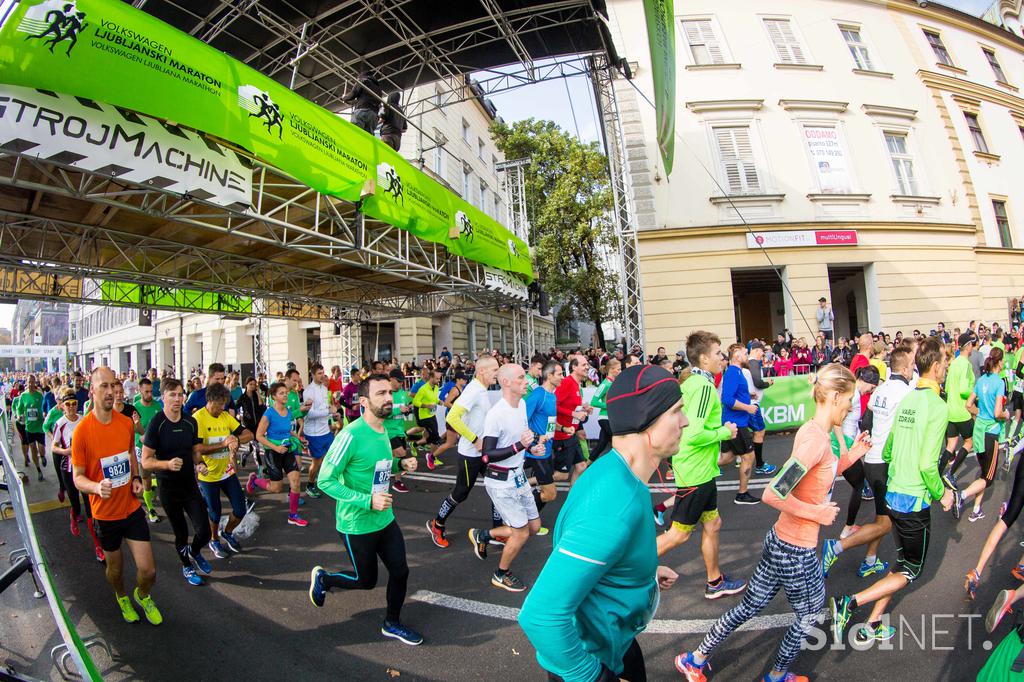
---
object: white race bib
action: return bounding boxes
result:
[100,451,132,488]
[546,416,558,436]
[207,435,229,459]
[513,470,527,488]
[26,408,39,421]
[371,458,392,495]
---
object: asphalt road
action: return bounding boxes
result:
[0,434,1019,681]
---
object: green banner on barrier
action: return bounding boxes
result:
[760,375,816,432]
[100,282,253,314]
[0,0,531,280]
[642,0,675,176]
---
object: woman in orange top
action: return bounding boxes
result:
[675,363,870,682]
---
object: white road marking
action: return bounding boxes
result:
[410,590,819,633]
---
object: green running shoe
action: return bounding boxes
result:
[854,622,896,645]
[117,595,139,623]
[830,595,854,643]
[133,588,163,626]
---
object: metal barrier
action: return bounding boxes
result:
[0,399,104,681]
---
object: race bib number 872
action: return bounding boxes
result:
[100,451,132,488]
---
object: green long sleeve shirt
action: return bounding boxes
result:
[589,379,612,419]
[317,418,400,535]
[673,374,732,486]
[884,384,947,509]
[945,355,975,423]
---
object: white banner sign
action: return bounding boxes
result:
[746,230,858,249]
[0,345,66,358]
[0,84,251,209]
[803,126,850,193]
[483,266,529,301]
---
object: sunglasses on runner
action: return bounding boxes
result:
[63,399,78,406]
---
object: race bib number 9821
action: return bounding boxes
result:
[100,451,132,488]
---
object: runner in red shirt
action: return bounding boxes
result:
[553,354,592,486]
[849,333,874,413]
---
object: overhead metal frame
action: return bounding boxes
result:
[590,53,645,349]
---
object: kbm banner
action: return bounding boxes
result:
[759,375,816,432]
[0,0,532,280]
[0,84,251,208]
[642,0,675,176]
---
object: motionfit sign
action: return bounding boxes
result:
[746,230,858,249]
[0,0,532,280]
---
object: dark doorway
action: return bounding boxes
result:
[827,265,869,339]
[731,268,786,343]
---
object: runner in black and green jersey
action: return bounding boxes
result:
[657,331,745,600]
[308,373,422,645]
[19,375,46,481]
[588,358,620,461]
[134,378,164,523]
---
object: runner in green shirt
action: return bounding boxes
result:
[589,358,620,460]
[832,337,953,644]
[309,373,422,646]
[18,376,47,481]
[133,378,164,523]
[525,357,542,395]
[655,331,744,599]
[941,333,977,483]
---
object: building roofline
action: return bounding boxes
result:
[891,0,1024,49]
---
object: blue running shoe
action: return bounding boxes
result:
[208,540,227,559]
[654,509,665,526]
[220,531,242,553]
[952,490,964,520]
[965,569,981,601]
[705,575,746,600]
[755,463,778,475]
[381,620,423,646]
[830,595,854,643]
[192,550,213,576]
[182,566,203,586]
[309,566,327,608]
[822,539,841,578]
[857,558,889,578]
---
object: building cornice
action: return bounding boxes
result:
[886,0,1024,51]
[685,99,764,113]
[779,99,848,113]
[637,221,976,241]
[918,69,1024,115]
[861,104,918,120]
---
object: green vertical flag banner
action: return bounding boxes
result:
[0,0,532,280]
[642,0,675,176]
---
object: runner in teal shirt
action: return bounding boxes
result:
[519,365,683,681]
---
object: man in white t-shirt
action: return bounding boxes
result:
[301,363,337,499]
[428,355,500,549]
[823,347,914,580]
[468,363,546,593]
[123,370,139,403]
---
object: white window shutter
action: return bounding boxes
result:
[716,127,761,194]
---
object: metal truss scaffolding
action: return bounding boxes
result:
[0,146,517,322]
[590,54,646,350]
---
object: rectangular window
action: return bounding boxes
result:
[884,132,918,195]
[461,118,469,143]
[763,18,807,64]
[840,26,874,71]
[467,320,476,353]
[434,87,445,115]
[994,200,1013,248]
[924,30,954,66]
[462,168,471,200]
[433,145,444,177]
[964,112,990,153]
[681,18,725,65]
[478,139,485,160]
[479,180,487,211]
[713,126,761,194]
[983,48,1008,83]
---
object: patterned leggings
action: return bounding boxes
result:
[698,527,824,673]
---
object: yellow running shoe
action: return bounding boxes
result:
[117,595,139,623]
[133,588,163,625]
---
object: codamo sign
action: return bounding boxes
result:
[0,84,251,208]
[746,230,858,249]
[0,0,532,280]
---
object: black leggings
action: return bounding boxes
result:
[592,419,613,462]
[53,453,66,493]
[977,433,1000,488]
[159,486,212,567]
[842,460,865,527]
[547,638,645,682]
[61,465,88,519]
[1002,449,1024,529]
[322,520,409,623]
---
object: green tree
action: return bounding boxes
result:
[490,118,619,349]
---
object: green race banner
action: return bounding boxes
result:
[760,375,816,432]
[642,0,675,176]
[0,0,532,279]
[100,281,253,314]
